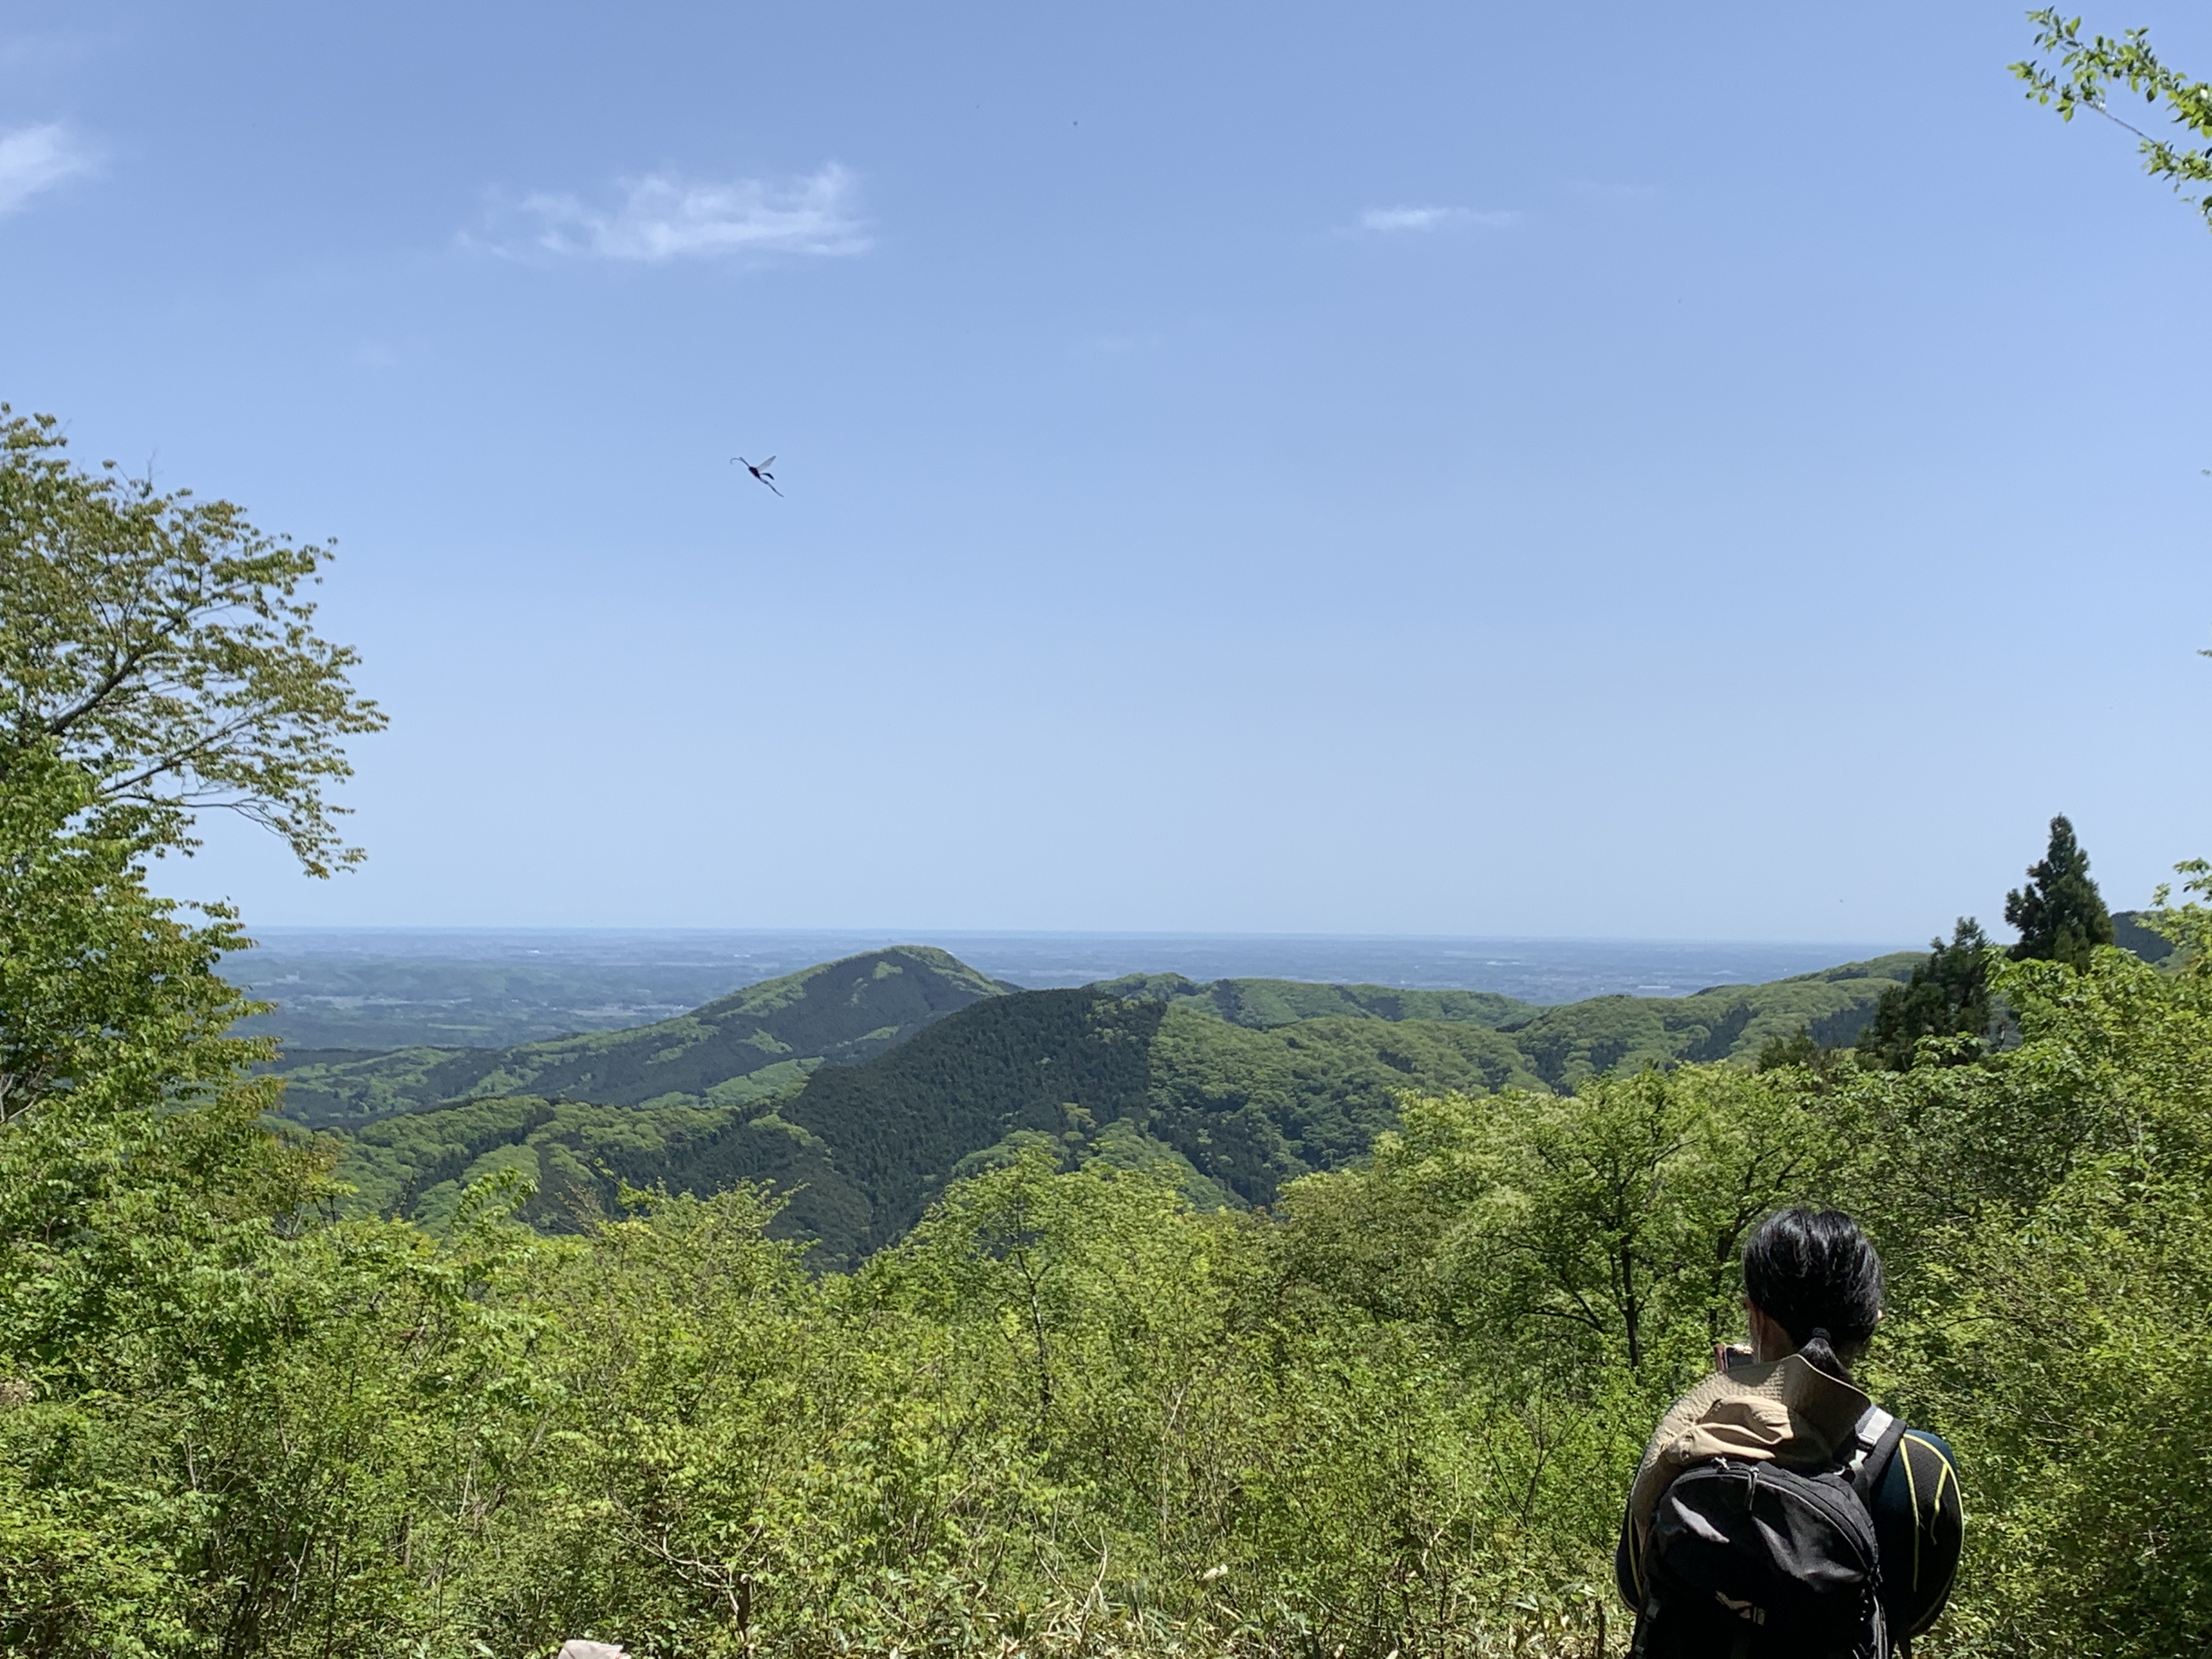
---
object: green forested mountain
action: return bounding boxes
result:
[315,949,1921,1263]
[1494,952,1921,1079]
[274,945,1009,1125]
[1091,972,1540,1028]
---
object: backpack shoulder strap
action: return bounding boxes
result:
[1847,1403,1909,1502]
[1849,1400,1917,1654]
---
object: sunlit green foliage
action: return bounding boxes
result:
[1852,889,2212,1657]
[2015,10,2212,230]
[1278,1064,1853,1376]
[0,753,264,1131]
[0,751,437,1654]
[0,410,383,877]
[9,833,2212,1654]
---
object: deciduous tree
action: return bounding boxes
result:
[0,409,384,876]
[0,750,263,1132]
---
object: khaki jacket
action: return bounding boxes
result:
[1618,1353,1872,1604]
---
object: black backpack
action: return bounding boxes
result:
[1633,1405,1911,1659]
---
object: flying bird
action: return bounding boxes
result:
[732,455,782,496]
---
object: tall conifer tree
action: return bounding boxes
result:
[2005,815,2113,969]
[1857,918,1994,1070]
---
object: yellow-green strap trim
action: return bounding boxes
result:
[1903,1430,1922,1589]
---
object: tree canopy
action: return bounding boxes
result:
[1855,917,1994,1071]
[0,409,384,876]
[2006,812,2114,968]
[0,752,265,1131]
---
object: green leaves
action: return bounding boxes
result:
[12,920,2212,1657]
[1862,927,2212,1657]
[4,509,2210,1659]
[1287,1065,1843,1380]
[2013,10,2212,231]
[0,408,385,877]
[0,749,269,1139]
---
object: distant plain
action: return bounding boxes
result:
[237,928,1912,1049]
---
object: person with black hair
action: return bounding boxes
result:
[1615,1208,1963,1657]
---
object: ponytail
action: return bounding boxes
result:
[1796,1325,1850,1384]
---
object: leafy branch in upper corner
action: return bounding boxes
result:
[2012,11,2212,229]
[0,407,386,876]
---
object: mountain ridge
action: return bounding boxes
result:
[274,944,1006,1125]
[301,945,1926,1265]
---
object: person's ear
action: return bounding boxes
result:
[1746,1302,1794,1364]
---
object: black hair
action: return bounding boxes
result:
[1741,1207,1884,1383]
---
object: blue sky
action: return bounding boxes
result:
[5,0,2210,941]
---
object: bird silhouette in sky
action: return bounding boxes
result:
[732,455,782,496]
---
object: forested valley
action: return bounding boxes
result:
[6,393,2212,1659]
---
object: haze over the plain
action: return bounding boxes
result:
[4,1,2207,939]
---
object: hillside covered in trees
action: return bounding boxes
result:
[272,945,1011,1125]
[299,946,1923,1260]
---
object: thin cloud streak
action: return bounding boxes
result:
[0,123,93,217]
[1354,205,1520,233]
[509,163,870,262]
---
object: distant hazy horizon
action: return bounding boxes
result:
[244,924,1914,1001]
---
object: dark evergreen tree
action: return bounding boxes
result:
[1857,918,1994,1071]
[2005,814,2113,969]
[1753,1026,1824,1072]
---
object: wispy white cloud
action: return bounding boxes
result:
[499,163,870,262]
[1353,205,1520,234]
[0,123,94,217]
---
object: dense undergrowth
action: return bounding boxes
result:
[5,756,2211,1656]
